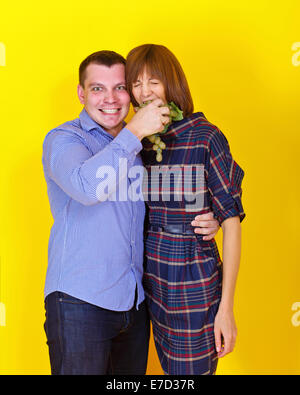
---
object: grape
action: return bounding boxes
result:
[147,134,166,162]
[154,136,161,145]
[139,101,183,162]
[148,135,156,143]
[156,152,163,162]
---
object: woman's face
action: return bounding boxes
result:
[132,69,167,106]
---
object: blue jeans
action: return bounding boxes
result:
[44,291,150,375]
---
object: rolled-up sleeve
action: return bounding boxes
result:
[42,127,142,206]
[206,130,245,225]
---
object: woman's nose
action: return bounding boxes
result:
[141,83,151,97]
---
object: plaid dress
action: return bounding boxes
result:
[141,112,245,375]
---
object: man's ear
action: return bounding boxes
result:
[77,84,85,105]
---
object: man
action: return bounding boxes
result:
[42,50,219,375]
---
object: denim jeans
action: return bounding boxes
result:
[44,291,150,375]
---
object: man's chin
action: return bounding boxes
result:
[99,119,124,136]
[92,113,119,128]
[85,108,128,135]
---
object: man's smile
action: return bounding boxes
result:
[99,108,121,114]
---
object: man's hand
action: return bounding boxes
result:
[126,99,170,141]
[191,212,220,240]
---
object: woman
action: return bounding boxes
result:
[126,44,245,375]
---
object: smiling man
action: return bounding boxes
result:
[77,62,129,137]
[42,50,172,375]
[42,50,219,375]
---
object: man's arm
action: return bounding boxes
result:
[191,212,220,240]
[43,100,168,206]
[43,127,141,206]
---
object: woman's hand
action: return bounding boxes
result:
[191,212,220,240]
[214,307,237,358]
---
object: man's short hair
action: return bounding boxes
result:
[79,50,126,87]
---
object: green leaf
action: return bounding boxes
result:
[137,101,184,136]
[167,101,183,121]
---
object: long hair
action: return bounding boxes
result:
[126,44,194,118]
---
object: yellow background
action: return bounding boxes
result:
[1,0,300,375]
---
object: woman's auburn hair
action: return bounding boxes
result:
[125,44,194,118]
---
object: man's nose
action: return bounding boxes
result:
[104,89,117,102]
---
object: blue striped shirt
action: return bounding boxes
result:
[42,109,146,311]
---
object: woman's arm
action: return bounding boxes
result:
[214,215,241,358]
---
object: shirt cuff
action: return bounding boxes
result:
[113,127,143,156]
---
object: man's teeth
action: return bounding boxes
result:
[101,109,119,114]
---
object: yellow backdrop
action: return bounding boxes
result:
[1,0,299,375]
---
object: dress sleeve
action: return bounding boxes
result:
[206,129,245,225]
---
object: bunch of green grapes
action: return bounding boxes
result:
[147,134,166,162]
[137,101,183,162]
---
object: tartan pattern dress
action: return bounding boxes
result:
[141,112,245,375]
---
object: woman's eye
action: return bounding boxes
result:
[133,83,141,88]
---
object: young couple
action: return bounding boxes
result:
[42,44,245,375]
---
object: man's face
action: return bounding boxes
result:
[78,63,130,136]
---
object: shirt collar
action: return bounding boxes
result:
[79,108,104,133]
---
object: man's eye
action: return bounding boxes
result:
[92,87,102,92]
[116,85,126,91]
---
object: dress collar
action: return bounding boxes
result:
[162,112,206,139]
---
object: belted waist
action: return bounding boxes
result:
[148,224,195,235]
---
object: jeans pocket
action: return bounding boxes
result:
[58,292,87,305]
